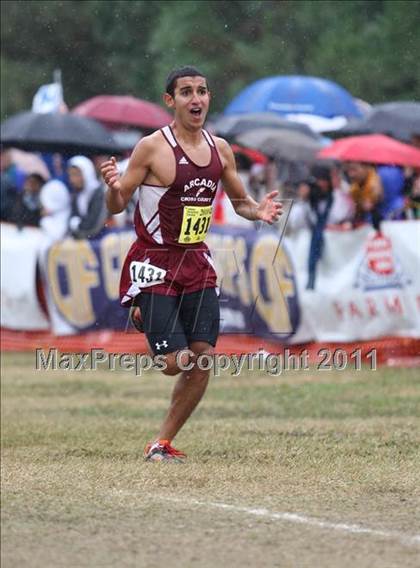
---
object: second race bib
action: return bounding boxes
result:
[178,205,212,244]
[130,261,167,288]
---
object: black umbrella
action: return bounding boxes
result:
[237,128,323,162]
[211,112,320,140]
[0,111,123,155]
[334,102,420,142]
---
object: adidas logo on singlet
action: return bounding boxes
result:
[178,156,189,165]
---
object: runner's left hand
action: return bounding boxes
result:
[257,191,283,224]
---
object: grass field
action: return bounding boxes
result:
[1,352,420,568]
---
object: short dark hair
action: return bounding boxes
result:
[165,66,207,97]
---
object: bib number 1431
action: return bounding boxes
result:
[178,205,212,244]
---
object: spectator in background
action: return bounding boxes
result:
[345,162,383,229]
[7,173,46,228]
[67,156,107,239]
[306,165,344,289]
[286,181,312,233]
[41,153,68,184]
[248,161,265,202]
[376,166,405,220]
[265,155,280,195]
[328,166,355,225]
[402,164,420,219]
[248,156,279,202]
[0,149,26,191]
[287,164,354,289]
[288,164,354,232]
[404,173,420,219]
[39,178,71,242]
[0,149,26,221]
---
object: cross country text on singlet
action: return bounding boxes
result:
[134,126,224,248]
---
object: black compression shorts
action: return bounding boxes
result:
[135,287,220,355]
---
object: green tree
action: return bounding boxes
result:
[302,0,420,103]
[2,0,419,121]
[1,0,161,117]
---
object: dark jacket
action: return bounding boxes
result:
[70,186,107,239]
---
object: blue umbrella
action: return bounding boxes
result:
[224,76,362,119]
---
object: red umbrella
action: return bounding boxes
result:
[318,134,420,167]
[231,144,268,164]
[72,95,172,130]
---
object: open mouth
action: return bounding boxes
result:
[190,108,202,118]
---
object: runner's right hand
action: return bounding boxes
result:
[101,157,122,192]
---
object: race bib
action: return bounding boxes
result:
[130,261,167,288]
[178,206,212,244]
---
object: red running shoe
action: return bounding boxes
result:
[144,439,187,462]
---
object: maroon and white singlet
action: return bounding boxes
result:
[120,125,223,305]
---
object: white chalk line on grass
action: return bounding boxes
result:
[157,496,420,547]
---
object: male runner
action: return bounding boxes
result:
[101,66,282,462]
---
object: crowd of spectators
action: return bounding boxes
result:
[214,149,419,288]
[1,146,419,256]
[1,149,115,243]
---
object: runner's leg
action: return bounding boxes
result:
[141,288,219,443]
[157,341,212,442]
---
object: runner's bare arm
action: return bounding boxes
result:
[217,139,283,224]
[101,137,154,214]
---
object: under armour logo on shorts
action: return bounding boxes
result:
[178,156,189,165]
[155,340,168,350]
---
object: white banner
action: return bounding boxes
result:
[0,224,50,330]
[1,220,419,341]
[288,221,420,342]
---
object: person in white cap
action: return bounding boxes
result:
[67,155,107,239]
[39,178,71,243]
